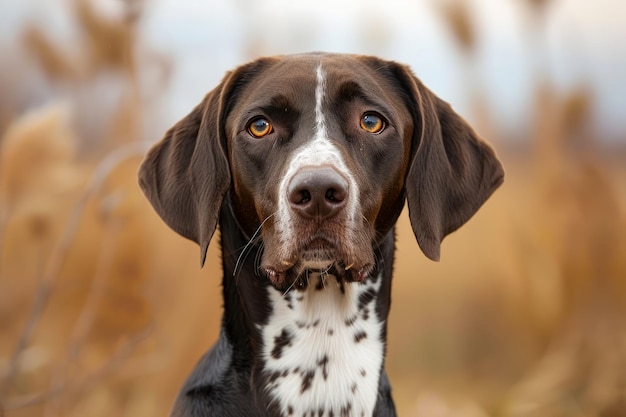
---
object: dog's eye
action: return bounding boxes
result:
[247,118,273,138]
[360,112,385,134]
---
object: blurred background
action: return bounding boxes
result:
[0,0,625,416]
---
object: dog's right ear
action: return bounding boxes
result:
[139,58,276,266]
[138,86,230,266]
[140,59,278,267]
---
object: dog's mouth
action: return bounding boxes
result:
[262,262,372,292]
[261,236,372,291]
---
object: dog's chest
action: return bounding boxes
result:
[260,274,384,417]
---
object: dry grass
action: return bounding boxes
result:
[1,1,625,416]
[435,0,475,52]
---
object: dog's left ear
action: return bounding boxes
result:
[396,65,504,261]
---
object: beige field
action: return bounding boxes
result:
[1,101,624,417]
[1,1,625,416]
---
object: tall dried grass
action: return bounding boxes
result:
[1,1,625,416]
[501,81,626,417]
[391,3,626,416]
[436,0,475,53]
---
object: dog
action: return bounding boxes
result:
[138,53,504,417]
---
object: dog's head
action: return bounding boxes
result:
[138,53,503,289]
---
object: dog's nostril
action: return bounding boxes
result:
[325,187,346,203]
[294,189,311,204]
[288,168,348,219]
[326,189,336,201]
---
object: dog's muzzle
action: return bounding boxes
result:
[261,166,372,290]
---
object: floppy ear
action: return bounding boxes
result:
[401,68,504,261]
[138,80,231,267]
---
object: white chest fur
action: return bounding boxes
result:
[260,274,384,417]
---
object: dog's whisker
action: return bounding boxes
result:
[281,275,298,298]
[231,237,263,283]
[253,242,265,277]
[320,265,331,289]
[321,263,333,283]
[222,234,262,259]
[233,213,274,278]
[233,236,263,282]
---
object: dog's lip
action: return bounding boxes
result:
[304,237,333,250]
[300,237,337,264]
[262,258,373,291]
[261,234,373,288]
[301,259,334,271]
[303,234,345,251]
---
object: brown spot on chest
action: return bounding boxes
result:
[271,328,293,359]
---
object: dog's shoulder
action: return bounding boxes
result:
[170,336,259,417]
[373,370,398,417]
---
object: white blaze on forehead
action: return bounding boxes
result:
[276,63,360,255]
[283,63,348,170]
[315,63,327,140]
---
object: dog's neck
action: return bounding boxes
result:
[218,201,395,416]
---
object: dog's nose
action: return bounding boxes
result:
[288,167,348,219]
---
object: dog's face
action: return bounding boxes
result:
[138,53,503,290]
[225,56,413,287]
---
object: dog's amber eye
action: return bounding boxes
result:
[247,118,273,138]
[360,113,385,134]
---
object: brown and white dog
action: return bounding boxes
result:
[138,53,504,417]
